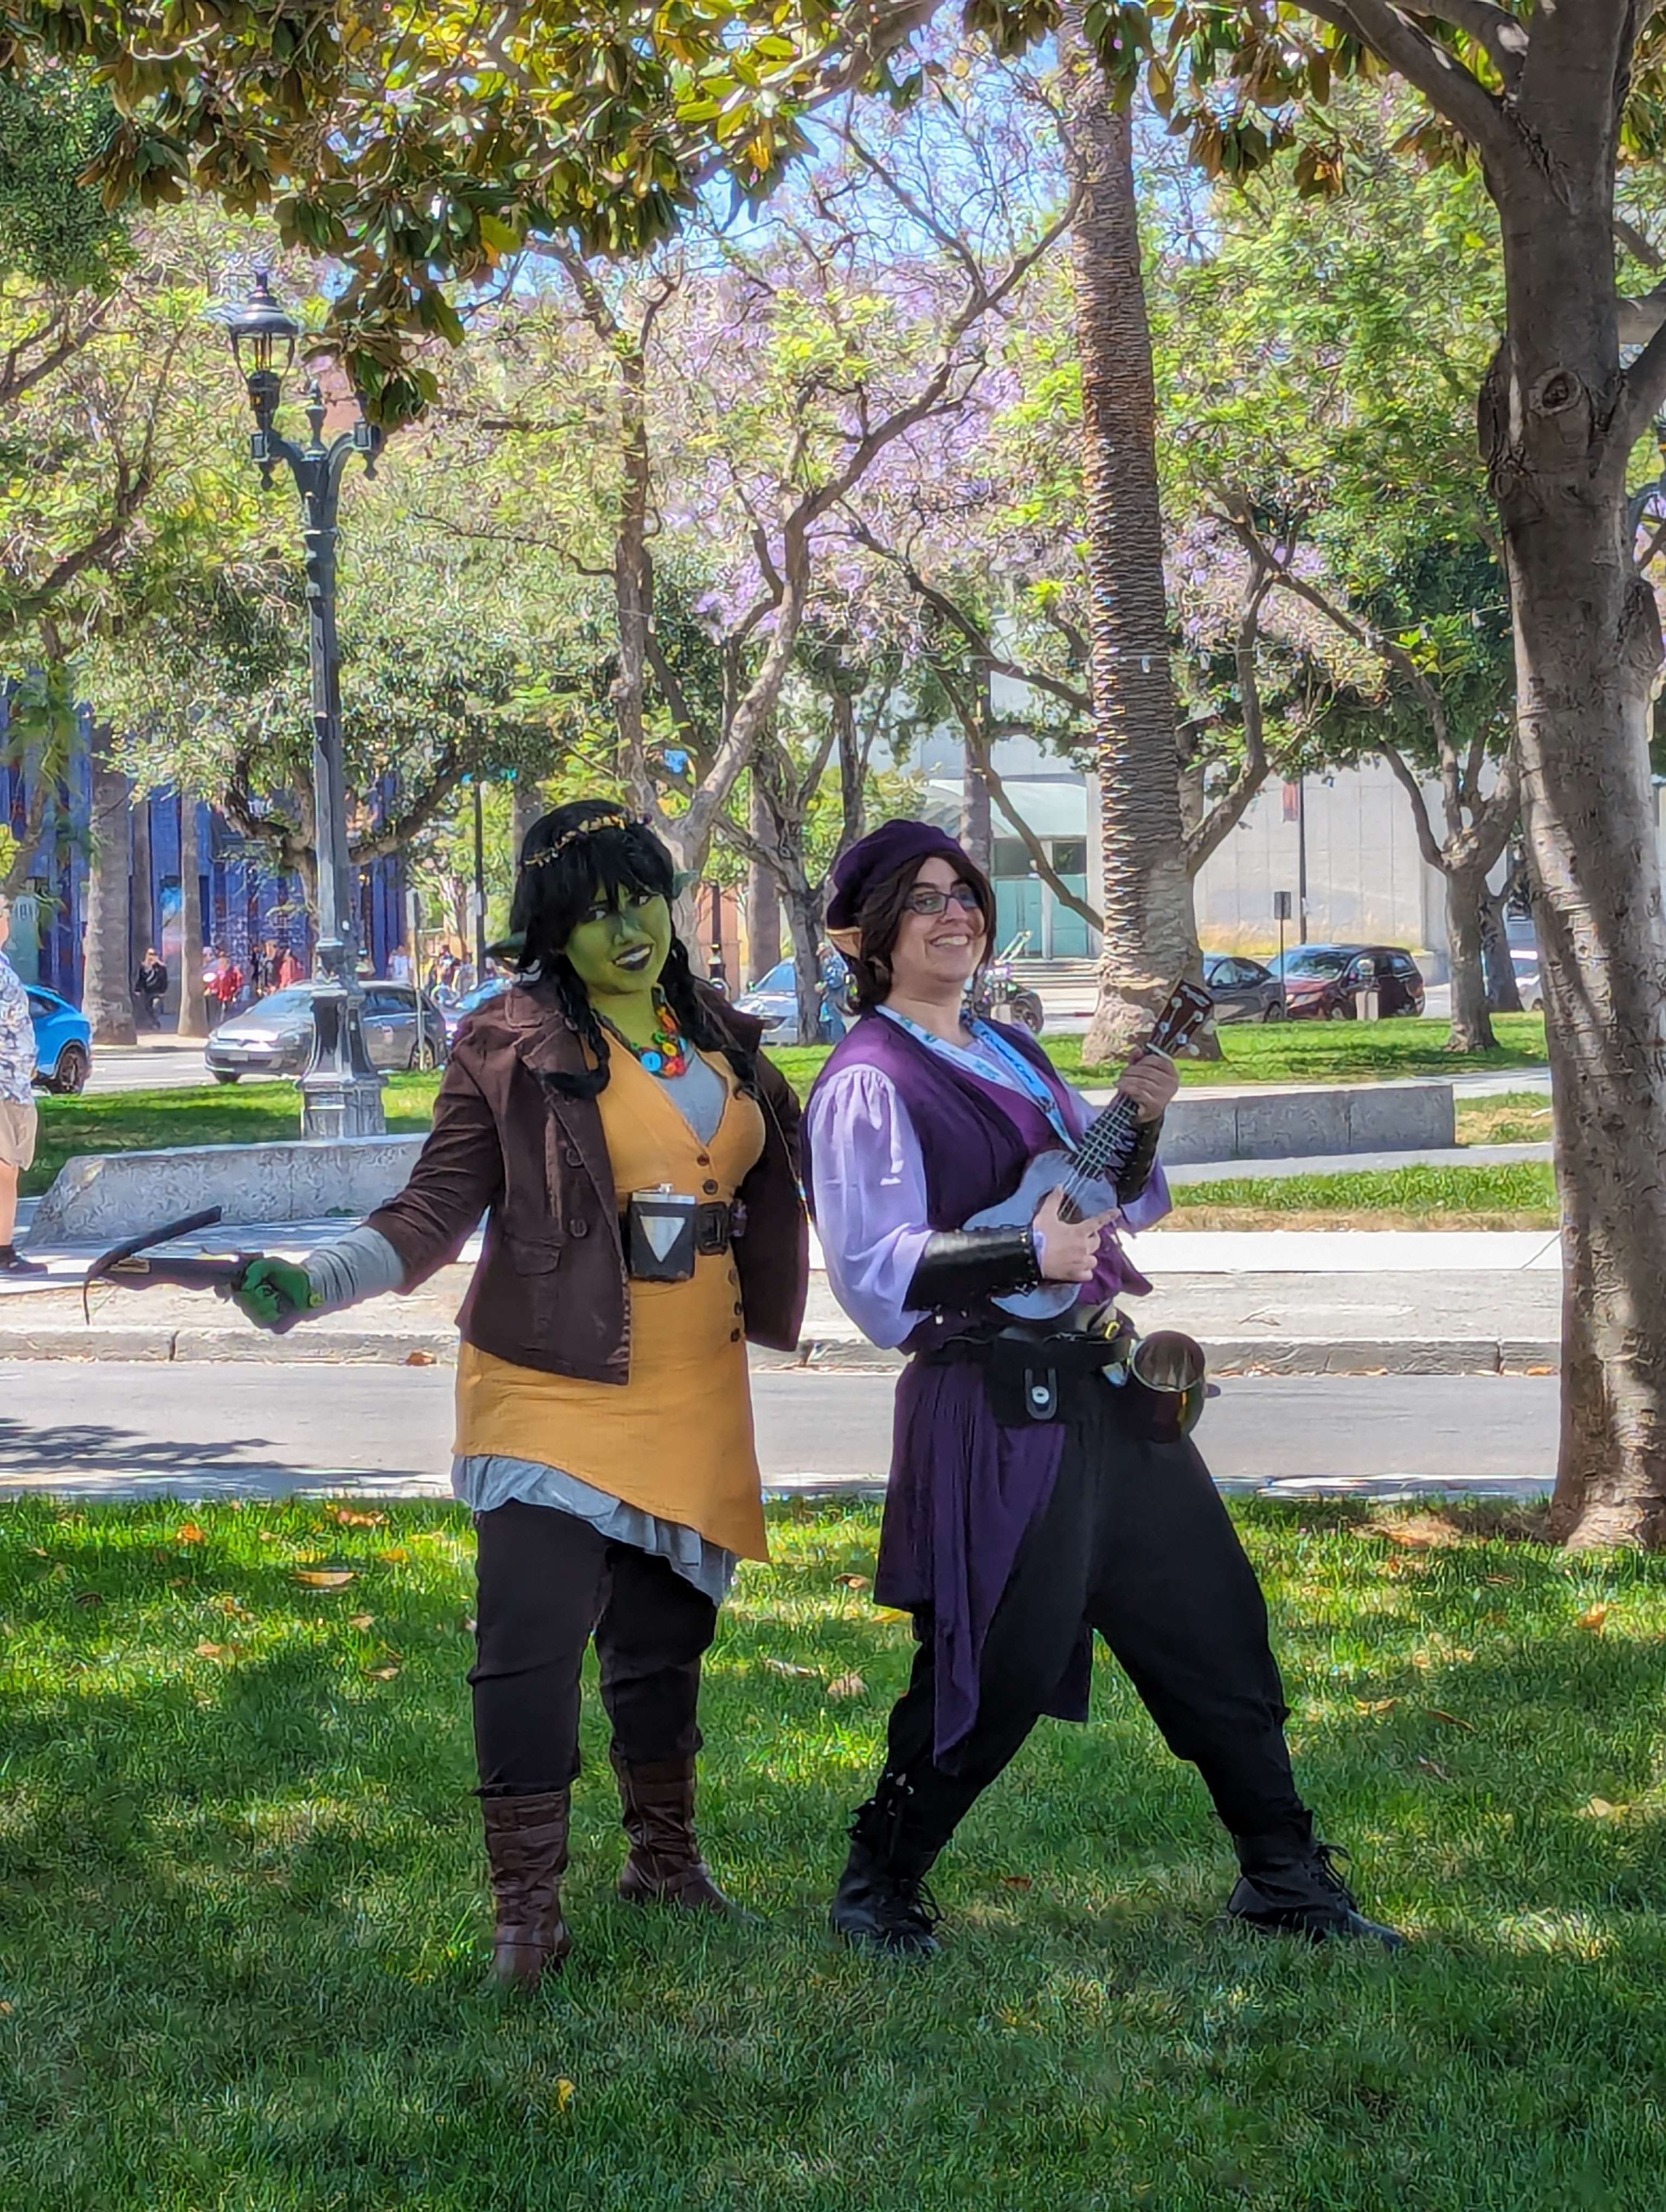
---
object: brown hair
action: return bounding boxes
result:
[841,851,997,1013]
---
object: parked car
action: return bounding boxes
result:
[1267,944,1426,1020]
[438,974,513,1043]
[1509,946,1543,1013]
[205,982,448,1083]
[1201,953,1285,1023]
[27,983,92,1094]
[733,954,848,1045]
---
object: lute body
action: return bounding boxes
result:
[961,980,1215,1321]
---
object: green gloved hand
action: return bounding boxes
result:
[234,1257,322,1331]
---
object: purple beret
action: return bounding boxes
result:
[825,819,976,931]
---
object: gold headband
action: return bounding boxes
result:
[521,811,639,869]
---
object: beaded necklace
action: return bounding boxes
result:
[601,991,690,1078]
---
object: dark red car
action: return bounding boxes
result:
[1267,944,1426,1020]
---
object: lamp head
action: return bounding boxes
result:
[228,272,300,388]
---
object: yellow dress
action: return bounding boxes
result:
[454,1045,770,1561]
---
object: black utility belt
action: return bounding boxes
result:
[923,1315,1208,1444]
[925,1325,1127,1425]
[621,1188,741,1282]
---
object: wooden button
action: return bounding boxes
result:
[702,1179,719,1194]
[696,1153,710,1166]
[729,1327,741,1342]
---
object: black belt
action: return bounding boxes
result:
[924,1320,1131,1426]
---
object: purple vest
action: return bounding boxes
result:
[806,1011,1095,1762]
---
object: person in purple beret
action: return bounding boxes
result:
[803,820,1402,1956]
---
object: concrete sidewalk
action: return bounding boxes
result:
[0,1223,1561,1374]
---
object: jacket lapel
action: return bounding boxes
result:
[503,986,617,1215]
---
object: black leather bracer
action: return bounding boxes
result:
[906,1225,1043,1311]
[1117,1115,1163,1206]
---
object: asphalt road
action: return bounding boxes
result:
[0,1364,1558,1502]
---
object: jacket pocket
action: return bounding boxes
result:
[502,1232,565,1275]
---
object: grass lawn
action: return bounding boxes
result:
[1456,1091,1556,1148]
[3,1495,1665,2209]
[773,1013,1548,1098]
[1169,1162,1558,1233]
[22,1075,443,1196]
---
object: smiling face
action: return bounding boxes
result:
[885,854,987,1002]
[562,886,673,1009]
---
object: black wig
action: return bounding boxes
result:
[510,799,753,1101]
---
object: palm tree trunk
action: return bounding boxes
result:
[82,735,136,1045]
[1061,16,1208,1065]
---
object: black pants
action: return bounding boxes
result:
[883,1375,1308,1851]
[470,1499,718,1796]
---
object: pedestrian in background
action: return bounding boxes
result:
[277,947,303,988]
[134,948,168,1030]
[0,893,44,1277]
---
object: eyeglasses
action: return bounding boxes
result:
[901,886,983,917]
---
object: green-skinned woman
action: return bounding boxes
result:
[236,802,808,1987]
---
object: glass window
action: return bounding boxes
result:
[252,988,314,1015]
[991,839,1033,879]
[1050,839,1087,876]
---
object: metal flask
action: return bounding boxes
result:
[1120,1329,1210,1444]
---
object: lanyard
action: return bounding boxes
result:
[879,1006,1074,1148]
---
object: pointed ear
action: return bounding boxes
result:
[825,925,862,957]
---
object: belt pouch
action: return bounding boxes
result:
[625,1188,698,1282]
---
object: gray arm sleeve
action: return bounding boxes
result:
[302,1225,408,1315]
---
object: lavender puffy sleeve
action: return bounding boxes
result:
[804,1065,936,1350]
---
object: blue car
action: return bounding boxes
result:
[27,983,92,1094]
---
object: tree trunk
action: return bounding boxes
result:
[1479,878,1523,1012]
[175,795,209,1039]
[129,789,153,1011]
[959,678,993,873]
[82,739,136,1045]
[510,776,544,869]
[746,781,781,983]
[783,876,824,1045]
[1482,179,1666,1545]
[1062,18,1206,1065]
[1443,865,1497,1052]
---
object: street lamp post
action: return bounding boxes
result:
[226,272,386,1139]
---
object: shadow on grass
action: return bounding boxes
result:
[2,1495,1665,2210]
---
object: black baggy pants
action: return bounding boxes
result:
[470,1499,718,1796]
[883,1374,1308,1851]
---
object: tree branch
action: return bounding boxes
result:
[1299,0,1523,174]
[1411,0,1528,91]
[1183,566,1273,873]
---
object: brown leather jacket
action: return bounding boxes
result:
[368,980,808,1382]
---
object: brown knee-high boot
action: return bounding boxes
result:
[611,1751,743,1913]
[482,1789,573,1987]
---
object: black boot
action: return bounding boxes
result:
[829,1771,946,1958]
[1227,1816,1405,1949]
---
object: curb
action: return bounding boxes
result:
[0,1327,1560,1374]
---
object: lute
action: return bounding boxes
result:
[963,977,1215,1321]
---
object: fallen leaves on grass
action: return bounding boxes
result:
[1582,1797,1627,1820]
[293,1569,355,1590]
[73,1591,102,1609]
[404,1351,436,1367]
[175,1524,204,1545]
[330,1508,385,1528]
[1355,1698,1399,1715]
[1425,1708,1476,1733]
[195,1640,232,1660]
[377,1547,409,1566]
[762,1657,817,1679]
[555,2080,574,2114]
[1577,1603,1611,1634]
[825,1674,867,1701]
[364,1664,400,1681]
[347,1612,375,1631]
[834,1574,870,1591]
[1416,1757,1451,1782]
[1000,1875,1033,1891]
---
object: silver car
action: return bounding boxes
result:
[205,983,448,1084]
[733,955,848,1045]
